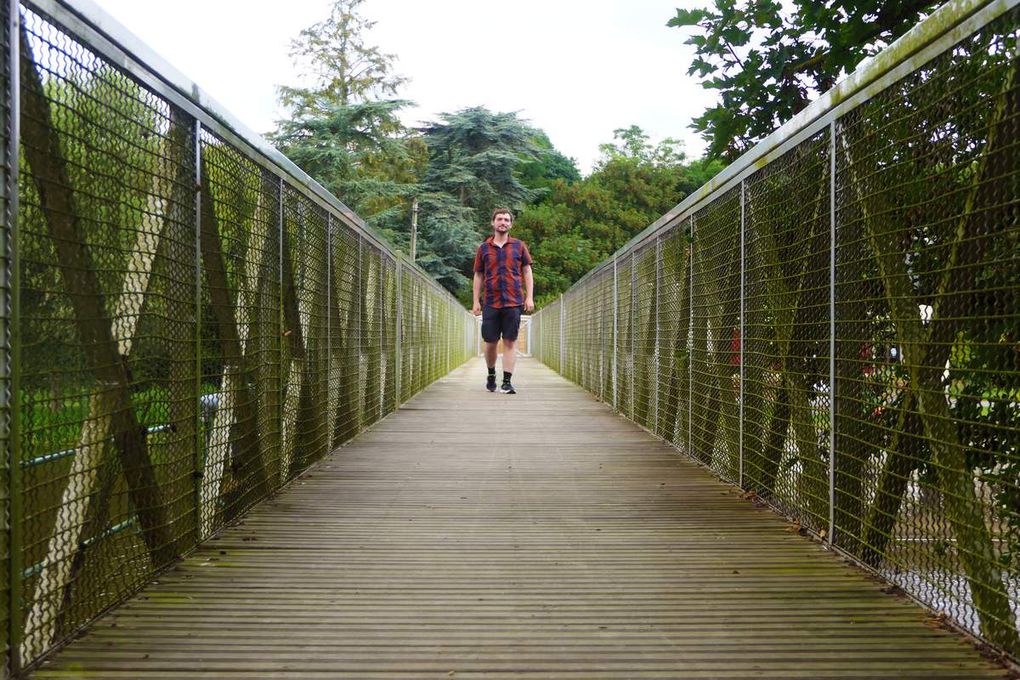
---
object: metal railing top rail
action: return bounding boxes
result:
[22,0,462,307]
[567,0,1020,293]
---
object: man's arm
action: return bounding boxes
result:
[523,265,534,312]
[472,272,483,316]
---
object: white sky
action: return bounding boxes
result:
[89,0,713,175]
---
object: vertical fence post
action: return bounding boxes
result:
[192,121,204,535]
[828,121,837,546]
[277,176,285,484]
[612,256,618,411]
[688,215,694,460]
[325,214,331,444]
[654,236,661,434]
[5,1,20,669]
[558,293,564,375]
[630,253,636,421]
[357,234,363,429]
[395,260,402,407]
[739,181,745,489]
[379,254,385,406]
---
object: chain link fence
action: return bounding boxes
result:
[532,0,1020,660]
[0,0,478,673]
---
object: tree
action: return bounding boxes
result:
[269,99,421,235]
[514,126,725,306]
[271,0,423,252]
[599,125,690,167]
[668,0,941,158]
[518,130,581,197]
[278,0,407,116]
[419,107,543,224]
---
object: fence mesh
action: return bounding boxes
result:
[632,241,658,431]
[657,224,691,455]
[744,131,831,529]
[531,1,1020,658]
[6,2,475,671]
[834,8,1020,651]
[0,0,12,669]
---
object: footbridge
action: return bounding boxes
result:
[0,0,1017,677]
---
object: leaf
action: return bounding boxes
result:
[667,8,713,27]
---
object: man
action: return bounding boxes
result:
[472,208,534,394]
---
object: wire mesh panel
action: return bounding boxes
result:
[6,0,476,672]
[560,291,577,383]
[525,0,1020,661]
[656,224,691,454]
[16,6,196,664]
[380,253,397,418]
[615,259,632,418]
[535,298,560,372]
[198,129,282,534]
[632,241,658,431]
[689,189,743,481]
[835,9,1020,653]
[399,268,415,403]
[597,270,613,401]
[578,274,599,396]
[0,0,11,669]
[329,223,361,445]
[359,241,383,428]
[743,131,832,530]
[282,186,329,473]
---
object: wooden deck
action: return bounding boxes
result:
[32,358,1007,679]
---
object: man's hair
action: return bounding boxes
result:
[491,207,514,222]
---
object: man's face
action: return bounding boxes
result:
[492,212,512,233]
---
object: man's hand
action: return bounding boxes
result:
[472,301,481,316]
[524,297,535,313]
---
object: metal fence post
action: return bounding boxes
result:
[559,293,564,374]
[630,253,636,421]
[612,256,618,411]
[739,181,745,489]
[325,213,331,442]
[193,121,204,536]
[277,176,285,484]
[395,260,402,406]
[5,1,21,668]
[357,234,363,428]
[828,120,837,546]
[654,236,661,433]
[688,215,694,460]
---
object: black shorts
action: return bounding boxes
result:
[481,305,523,343]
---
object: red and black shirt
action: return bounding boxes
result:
[474,236,533,309]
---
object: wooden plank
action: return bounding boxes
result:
[31,358,1008,679]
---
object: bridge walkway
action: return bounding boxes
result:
[31,358,1006,678]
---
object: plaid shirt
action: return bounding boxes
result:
[474,236,533,309]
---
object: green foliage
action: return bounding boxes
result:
[419,106,544,224]
[515,126,725,306]
[272,0,426,279]
[668,0,940,158]
[269,99,421,235]
[519,130,581,197]
[278,0,407,114]
[410,191,478,294]
[19,64,168,387]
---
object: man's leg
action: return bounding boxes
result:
[499,306,523,394]
[502,339,516,374]
[481,307,500,391]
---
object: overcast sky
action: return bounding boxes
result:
[88,0,714,174]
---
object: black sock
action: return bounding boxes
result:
[487,367,496,377]
[502,371,512,383]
